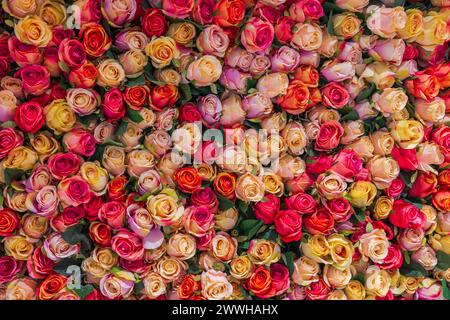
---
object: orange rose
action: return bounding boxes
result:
[69,61,99,88]
[246,266,272,299]
[438,169,450,188]
[432,189,450,212]
[149,84,180,112]
[79,23,112,58]
[213,172,237,200]
[293,65,320,88]
[37,274,67,300]
[177,275,201,299]
[405,71,440,101]
[276,80,319,115]
[214,0,245,28]
[173,167,202,194]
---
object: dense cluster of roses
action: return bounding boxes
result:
[0,0,449,301]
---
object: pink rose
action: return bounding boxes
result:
[63,129,97,157]
[57,175,91,207]
[253,194,280,224]
[8,36,43,67]
[14,65,50,96]
[240,17,274,53]
[162,0,194,19]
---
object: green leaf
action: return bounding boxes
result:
[356,82,376,103]
[133,281,145,295]
[62,224,92,256]
[442,280,450,300]
[53,258,81,276]
[239,219,263,240]
[352,272,365,283]
[436,251,450,270]
[125,74,146,87]
[179,83,192,103]
[354,207,366,222]
[4,168,24,184]
[73,284,94,299]
[326,10,335,36]
[218,195,235,211]
[400,259,428,277]
[340,109,359,122]
[116,120,128,136]
[238,200,250,214]
[282,252,295,275]
[126,108,144,123]
[246,78,258,91]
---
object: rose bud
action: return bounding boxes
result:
[321,60,355,82]
[389,199,426,229]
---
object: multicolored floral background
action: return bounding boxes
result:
[0,0,450,300]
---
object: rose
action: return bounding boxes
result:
[332,13,361,39]
[366,6,407,38]
[0,128,23,159]
[406,71,440,102]
[36,274,67,300]
[111,229,144,261]
[432,189,450,212]
[372,87,408,117]
[285,193,317,215]
[8,36,43,67]
[321,60,355,82]
[102,0,136,27]
[196,25,229,58]
[389,120,424,150]
[370,39,405,66]
[303,208,334,235]
[66,88,99,116]
[173,167,202,194]
[431,126,450,162]
[24,165,52,192]
[329,149,363,182]
[270,263,290,296]
[246,266,272,298]
[213,172,237,200]
[291,22,322,51]
[52,206,85,232]
[191,187,218,214]
[3,146,38,171]
[57,39,86,70]
[47,152,80,180]
[182,206,214,238]
[276,80,311,115]
[235,172,265,202]
[99,272,134,299]
[123,86,148,110]
[79,162,108,195]
[315,121,344,151]
[14,65,50,96]
[2,0,38,18]
[97,59,125,88]
[141,8,167,37]
[257,72,289,98]
[391,145,418,172]
[248,239,281,265]
[43,233,80,261]
[347,181,377,207]
[389,199,426,229]
[73,0,102,24]
[149,84,179,112]
[408,172,438,198]
[147,191,184,227]
[214,0,245,27]
[44,99,76,134]
[102,88,125,121]
[0,89,17,122]
[69,61,98,88]
[240,17,274,54]
[14,15,52,47]
[119,50,147,78]
[166,233,196,260]
[187,55,223,87]
[25,185,59,217]
[79,23,112,58]
[26,245,54,279]
[219,67,251,94]
[98,201,126,229]
[366,156,400,189]
[275,17,296,44]
[178,103,202,124]
[0,209,20,237]
[201,269,233,300]
[115,30,148,52]
[321,82,349,109]
[415,98,446,124]
[62,129,97,157]
[57,175,91,207]
[416,12,449,51]
[292,256,320,286]
[317,173,347,199]
[274,210,303,243]
[335,0,368,12]
[253,194,280,224]
[89,221,111,247]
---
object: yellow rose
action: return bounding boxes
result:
[80,162,109,194]
[416,12,449,51]
[328,233,354,270]
[30,132,60,159]
[344,280,366,300]
[92,247,118,270]
[347,181,377,207]
[374,196,393,220]
[230,255,253,280]
[44,99,76,134]
[247,239,281,265]
[301,234,332,264]
[360,62,396,90]
[14,15,52,47]
[262,172,284,197]
[168,22,196,45]
[167,233,197,260]
[332,13,361,39]
[2,146,38,171]
[147,190,184,227]
[186,55,222,87]
[143,272,166,299]
[145,36,180,69]
[389,119,424,149]
[81,257,107,280]
[373,88,408,117]
[97,58,126,87]
[397,9,424,42]
[364,266,391,297]
[37,0,67,26]
[4,235,33,260]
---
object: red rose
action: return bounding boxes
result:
[69,61,98,88]
[314,121,344,151]
[50,26,75,47]
[306,154,334,176]
[431,126,450,162]
[149,84,179,112]
[102,88,125,121]
[254,3,283,24]
[141,8,167,37]
[193,0,215,25]
[403,44,419,61]
[408,171,438,198]
[173,167,202,194]
[285,193,317,215]
[432,189,450,212]
[83,194,104,221]
[50,206,85,233]
[274,210,303,243]
[303,208,334,235]
[47,152,81,180]
[14,64,50,96]
[111,229,144,261]
[191,187,219,214]
[89,221,112,247]
[26,246,55,279]
[246,266,273,299]
[324,197,354,222]
[107,176,128,202]
[58,39,86,70]
[0,209,20,237]
[98,201,126,229]
[123,85,149,110]
[376,245,403,270]
[0,256,22,283]
[389,199,425,229]
[305,279,331,300]
[385,177,405,198]
[0,128,23,159]
[321,82,349,109]
[269,263,290,296]
[8,36,43,67]
[85,288,109,300]
[253,194,280,224]
[275,17,296,44]
[391,145,418,171]
[179,103,203,123]
[63,128,97,157]
[299,0,324,19]
[79,23,112,58]
[214,0,245,28]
